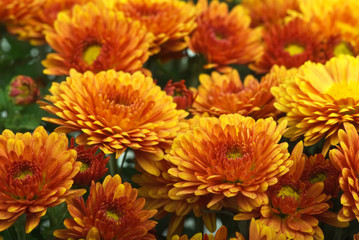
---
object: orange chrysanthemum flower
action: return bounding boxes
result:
[191,66,291,119]
[188,0,262,70]
[272,55,359,154]
[111,0,197,55]
[250,18,325,74]
[243,218,287,240]
[7,0,90,45]
[0,0,43,24]
[39,69,187,176]
[235,142,331,240]
[329,123,359,222]
[301,153,340,198]
[42,2,154,76]
[0,126,85,233]
[69,138,109,187]
[167,114,292,214]
[257,181,329,239]
[54,174,157,240]
[291,0,359,56]
[241,0,299,28]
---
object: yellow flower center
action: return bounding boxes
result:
[83,45,102,65]
[226,151,243,159]
[326,81,359,101]
[15,169,33,180]
[277,186,300,200]
[79,162,89,173]
[106,210,120,221]
[215,32,224,40]
[284,43,305,56]
[310,173,326,183]
[333,42,353,57]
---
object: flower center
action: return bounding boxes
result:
[10,160,38,181]
[226,151,243,160]
[333,42,353,57]
[215,32,225,40]
[310,173,326,183]
[79,162,89,173]
[326,81,359,101]
[83,45,102,65]
[277,186,300,200]
[284,43,305,56]
[106,210,120,221]
[15,169,33,180]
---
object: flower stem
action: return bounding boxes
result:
[14,214,26,240]
[119,149,128,171]
[108,153,118,176]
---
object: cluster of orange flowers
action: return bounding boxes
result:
[1,0,359,239]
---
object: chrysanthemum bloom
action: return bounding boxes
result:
[39,69,187,176]
[290,0,359,56]
[329,123,359,222]
[9,75,40,105]
[191,66,292,119]
[241,0,299,28]
[111,0,197,55]
[243,218,287,240]
[167,114,292,214]
[54,174,157,240]
[272,55,359,154]
[234,142,331,240]
[7,0,90,46]
[42,2,154,76]
[250,18,325,74]
[0,0,43,24]
[187,0,262,70]
[164,80,196,110]
[301,153,340,197]
[0,126,85,233]
[69,138,109,187]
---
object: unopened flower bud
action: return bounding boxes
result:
[9,75,40,105]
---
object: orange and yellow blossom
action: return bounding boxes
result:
[54,174,157,240]
[250,18,326,74]
[0,0,43,24]
[329,123,359,222]
[0,126,85,233]
[39,69,187,176]
[235,142,333,240]
[7,0,91,45]
[241,0,299,28]
[272,55,359,154]
[187,0,262,70]
[166,114,292,215]
[42,2,154,75]
[290,0,359,56]
[110,0,197,55]
[245,218,287,240]
[191,66,294,119]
